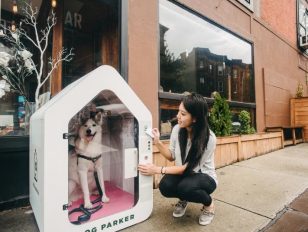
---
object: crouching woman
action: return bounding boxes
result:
[138,93,217,226]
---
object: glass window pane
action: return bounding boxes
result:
[159,0,255,103]
[0,1,43,136]
[63,0,120,87]
[298,0,308,37]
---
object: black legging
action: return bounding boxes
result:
[159,173,217,206]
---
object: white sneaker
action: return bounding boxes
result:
[172,200,188,218]
[199,205,215,225]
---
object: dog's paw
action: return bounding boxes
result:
[102,195,110,203]
[84,201,93,209]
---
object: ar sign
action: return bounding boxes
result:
[64,11,82,29]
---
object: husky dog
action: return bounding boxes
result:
[68,111,109,209]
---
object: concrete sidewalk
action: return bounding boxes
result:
[1,143,308,232]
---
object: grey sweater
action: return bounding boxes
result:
[169,124,218,185]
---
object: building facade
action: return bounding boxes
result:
[0,0,307,208]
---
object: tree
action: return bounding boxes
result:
[0,2,73,110]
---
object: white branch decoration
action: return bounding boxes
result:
[0,2,74,110]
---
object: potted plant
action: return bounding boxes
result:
[238,110,255,134]
[208,92,232,136]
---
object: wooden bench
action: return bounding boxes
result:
[266,126,304,147]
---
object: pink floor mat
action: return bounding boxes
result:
[68,182,135,224]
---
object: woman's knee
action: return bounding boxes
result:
[159,177,177,197]
[159,180,170,196]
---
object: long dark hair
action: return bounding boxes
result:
[179,93,210,174]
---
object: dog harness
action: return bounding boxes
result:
[77,154,101,164]
[69,196,102,225]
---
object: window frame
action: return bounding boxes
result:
[297,0,308,53]
[158,0,256,137]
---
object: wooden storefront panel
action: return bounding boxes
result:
[290,97,308,142]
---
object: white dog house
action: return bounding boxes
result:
[30,65,153,232]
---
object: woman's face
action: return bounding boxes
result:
[177,102,194,128]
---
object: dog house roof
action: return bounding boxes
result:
[31,65,152,125]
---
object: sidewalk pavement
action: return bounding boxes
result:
[1,143,308,232]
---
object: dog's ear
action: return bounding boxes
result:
[94,109,104,125]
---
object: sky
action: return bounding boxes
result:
[159,0,252,64]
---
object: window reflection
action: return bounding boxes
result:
[298,0,308,52]
[63,0,120,87]
[159,0,255,103]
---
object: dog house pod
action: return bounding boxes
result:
[30,65,153,232]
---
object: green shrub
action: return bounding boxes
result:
[209,92,232,136]
[238,110,255,134]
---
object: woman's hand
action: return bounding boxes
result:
[152,128,160,145]
[151,128,174,161]
[138,163,159,176]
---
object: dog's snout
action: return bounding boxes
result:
[86,129,91,135]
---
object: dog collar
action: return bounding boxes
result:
[77,154,101,164]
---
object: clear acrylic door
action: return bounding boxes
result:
[67,90,139,224]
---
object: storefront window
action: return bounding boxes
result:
[62,0,120,87]
[0,0,120,136]
[0,1,43,136]
[159,0,255,136]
